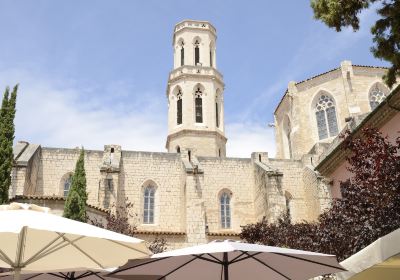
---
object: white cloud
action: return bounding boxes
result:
[225,122,275,158]
[1,69,273,158]
[1,69,167,152]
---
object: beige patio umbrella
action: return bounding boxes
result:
[0,270,114,280]
[109,240,345,280]
[0,203,151,280]
[336,228,400,280]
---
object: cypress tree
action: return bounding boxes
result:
[63,148,87,222]
[0,85,18,204]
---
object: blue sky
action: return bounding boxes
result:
[0,1,387,157]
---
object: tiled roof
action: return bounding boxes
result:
[135,230,186,236]
[206,232,241,237]
[10,195,110,213]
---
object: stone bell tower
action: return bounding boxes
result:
[166,20,227,158]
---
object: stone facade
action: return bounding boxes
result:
[9,19,394,250]
[275,61,392,160]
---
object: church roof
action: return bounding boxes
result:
[274,64,389,115]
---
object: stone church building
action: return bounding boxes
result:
[10,20,394,249]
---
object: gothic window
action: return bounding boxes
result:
[215,102,219,127]
[180,41,185,66]
[283,116,292,159]
[194,40,200,65]
[369,84,387,110]
[315,94,338,140]
[105,178,113,191]
[285,191,293,221]
[220,192,231,229]
[143,186,155,224]
[63,175,72,197]
[195,87,203,123]
[177,90,182,125]
[176,146,181,153]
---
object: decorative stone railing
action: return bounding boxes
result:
[174,20,216,34]
[169,66,223,82]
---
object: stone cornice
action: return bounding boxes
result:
[166,129,227,148]
[173,20,217,44]
[166,66,225,97]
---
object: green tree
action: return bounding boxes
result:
[63,149,87,221]
[311,0,400,88]
[0,85,18,204]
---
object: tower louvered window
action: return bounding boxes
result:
[215,102,219,127]
[220,192,231,229]
[315,94,338,140]
[180,46,184,66]
[195,87,203,123]
[194,40,200,65]
[177,90,182,125]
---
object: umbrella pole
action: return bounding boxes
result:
[223,252,229,280]
[13,268,21,280]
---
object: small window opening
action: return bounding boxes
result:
[210,50,213,67]
[110,147,114,153]
[176,146,181,153]
[259,154,262,162]
[188,150,191,162]
[218,149,221,158]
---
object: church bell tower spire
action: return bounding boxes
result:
[166,20,227,158]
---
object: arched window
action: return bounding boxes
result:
[63,174,72,197]
[315,94,338,140]
[195,87,203,123]
[194,40,200,65]
[369,83,388,110]
[180,41,185,66]
[177,90,182,125]
[220,192,231,229]
[176,146,181,153]
[143,186,155,224]
[215,102,219,127]
[282,116,292,159]
[285,191,293,221]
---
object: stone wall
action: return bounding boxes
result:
[267,158,309,222]
[198,157,255,234]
